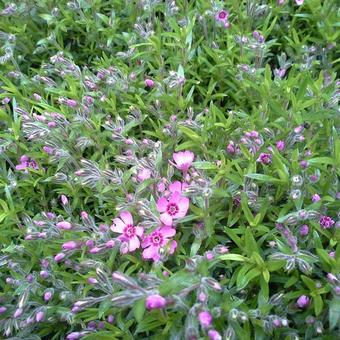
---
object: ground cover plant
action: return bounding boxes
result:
[0,0,339,339]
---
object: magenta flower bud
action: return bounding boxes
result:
[66,332,81,340]
[41,259,49,268]
[54,252,65,262]
[60,195,69,205]
[87,321,96,330]
[26,274,34,282]
[44,291,53,302]
[144,79,154,88]
[38,232,47,238]
[6,277,14,284]
[327,273,337,283]
[13,308,23,318]
[86,239,94,248]
[80,211,88,219]
[36,311,45,322]
[335,286,340,295]
[312,194,321,202]
[66,99,77,107]
[208,329,222,340]
[99,224,108,232]
[300,160,308,169]
[98,321,105,329]
[89,247,101,254]
[329,251,335,258]
[205,251,215,261]
[272,319,282,327]
[33,93,42,101]
[294,125,304,134]
[87,277,98,284]
[198,292,207,302]
[227,143,235,153]
[145,294,167,310]
[62,241,77,250]
[105,240,116,248]
[320,215,335,229]
[43,146,54,154]
[84,96,94,105]
[71,306,80,313]
[163,271,169,277]
[276,140,285,151]
[107,314,115,323]
[46,212,56,219]
[0,306,7,314]
[125,138,134,145]
[297,295,309,308]
[47,121,57,128]
[299,225,309,236]
[198,311,213,328]
[257,153,272,165]
[56,221,72,229]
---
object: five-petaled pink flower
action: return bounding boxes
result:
[172,151,194,173]
[142,226,177,261]
[157,191,189,226]
[111,211,144,254]
[215,10,229,23]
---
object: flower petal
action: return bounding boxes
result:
[160,226,176,238]
[142,245,160,261]
[169,240,177,254]
[135,226,144,237]
[111,218,125,233]
[128,236,140,252]
[120,211,133,225]
[169,181,182,193]
[157,197,168,213]
[169,191,181,204]
[160,213,173,226]
[176,197,190,218]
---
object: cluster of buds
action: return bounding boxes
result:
[240,130,264,155]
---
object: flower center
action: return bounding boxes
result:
[167,203,179,216]
[151,232,163,246]
[219,11,227,19]
[123,225,136,238]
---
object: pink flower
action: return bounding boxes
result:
[319,215,335,229]
[60,195,69,205]
[111,211,144,254]
[297,295,309,308]
[208,330,222,340]
[157,191,189,226]
[142,226,177,261]
[276,140,285,151]
[144,79,154,88]
[215,9,229,23]
[145,294,167,309]
[15,155,39,171]
[198,311,213,328]
[56,221,72,230]
[312,194,321,202]
[295,0,304,5]
[168,180,188,195]
[137,168,151,182]
[257,152,272,164]
[172,151,194,173]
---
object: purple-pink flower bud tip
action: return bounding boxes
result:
[62,241,77,250]
[36,311,45,322]
[144,79,154,88]
[13,308,23,318]
[54,253,65,262]
[44,291,53,302]
[145,294,167,310]
[56,221,72,229]
[297,295,309,308]
[0,306,7,314]
[208,329,222,340]
[198,311,213,328]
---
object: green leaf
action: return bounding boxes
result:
[133,298,146,323]
[219,254,249,262]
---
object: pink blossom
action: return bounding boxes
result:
[56,221,72,230]
[142,226,176,261]
[157,191,189,226]
[215,9,229,23]
[144,79,154,88]
[297,295,309,308]
[61,195,69,205]
[320,215,335,229]
[257,152,272,165]
[198,311,213,328]
[137,168,151,182]
[172,150,194,173]
[145,294,167,309]
[295,0,304,5]
[208,330,222,340]
[62,241,77,250]
[111,211,144,254]
[312,194,321,202]
[276,140,285,151]
[15,155,39,171]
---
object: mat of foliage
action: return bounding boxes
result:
[0,0,339,339]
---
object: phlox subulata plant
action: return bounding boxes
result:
[0,0,339,339]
